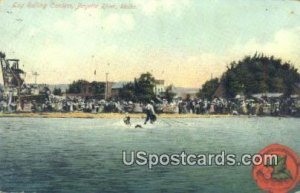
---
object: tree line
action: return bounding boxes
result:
[199,54,300,99]
[64,53,300,101]
[65,72,175,102]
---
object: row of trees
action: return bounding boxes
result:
[119,72,156,102]
[60,53,300,102]
[65,72,176,102]
[199,54,300,99]
[66,80,105,98]
[119,72,175,102]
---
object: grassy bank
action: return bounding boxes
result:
[0,112,236,119]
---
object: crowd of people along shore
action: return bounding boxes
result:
[0,93,299,117]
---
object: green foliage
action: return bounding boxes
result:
[119,72,156,102]
[220,54,300,97]
[67,80,89,94]
[119,82,135,101]
[134,72,156,102]
[53,87,62,96]
[165,85,176,102]
[90,81,105,95]
[199,78,220,100]
[67,80,105,96]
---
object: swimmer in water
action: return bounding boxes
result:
[123,113,131,125]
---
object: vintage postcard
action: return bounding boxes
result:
[0,0,300,192]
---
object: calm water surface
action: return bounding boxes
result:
[0,117,299,193]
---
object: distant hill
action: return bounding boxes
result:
[0,83,69,92]
[172,87,198,94]
[47,84,69,92]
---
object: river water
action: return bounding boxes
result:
[0,117,299,193]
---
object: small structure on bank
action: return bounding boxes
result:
[0,52,48,112]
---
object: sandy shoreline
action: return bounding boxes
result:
[0,112,237,119]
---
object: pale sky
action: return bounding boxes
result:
[0,0,300,87]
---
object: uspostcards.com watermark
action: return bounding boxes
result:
[122,151,278,169]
